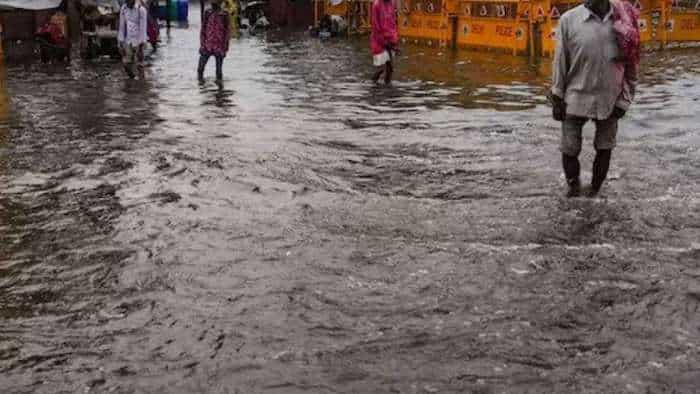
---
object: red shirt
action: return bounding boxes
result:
[37,22,67,47]
[200,9,231,56]
[370,0,398,55]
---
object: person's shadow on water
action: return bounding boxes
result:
[198,79,236,111]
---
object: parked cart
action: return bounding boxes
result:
[79,0,120,59]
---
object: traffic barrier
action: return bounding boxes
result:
[534,0,580,57]
[398,0,452,46]
[316,0,700,55]
[517,0,700,55]
[662,0,700,46]
[454,0,529,54]
[314,0,372,34]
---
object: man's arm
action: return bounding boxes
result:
[616,67,637,112]
[551,17,569,99]
[371,4,383,43]
[224,13,232,43]
[139,7,148,46]
[117,8,126,44]
[383,7,397,49]
[200,11,208,48]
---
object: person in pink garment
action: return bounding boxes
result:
[198,0,231,81]
[370,0,398,85]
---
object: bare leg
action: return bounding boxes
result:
[372,66,384,84]
[137,52,145,80]
[384,61,393,85]
[124,63,136,79]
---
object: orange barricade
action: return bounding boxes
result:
[634,0,657,44]
[315,0,700,55]
[533,0,579,57]
[314,0,372,34]
[398,0,453,46]
[454,0,529,54]
[663,0,700,45]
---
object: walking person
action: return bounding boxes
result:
[370,0,398,85]
[146,0,160,52]
[35,11,70,63]
[551,0,640,197]
[118,0,148,79]
[198,0,231,81]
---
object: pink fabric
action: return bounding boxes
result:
[37,22,67,48]
[370,0,398,55]
[612,0,640,82]
[147,14,159,44]
[200,9,230,56]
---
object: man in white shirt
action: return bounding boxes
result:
[118,0,148,79]
[551,0,637,197]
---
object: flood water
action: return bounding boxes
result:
[1,8,700,394]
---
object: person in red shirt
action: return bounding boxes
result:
[35,13,69,63]
[198,0,231,81]
[370,0,398,85]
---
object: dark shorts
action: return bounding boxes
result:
[561,115,618,156]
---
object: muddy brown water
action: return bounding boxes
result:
[1,10,700,394]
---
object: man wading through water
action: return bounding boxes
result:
[198,0,231,81]
[370,0,398,85]
[118,0,148,80]
[551,0,640,197]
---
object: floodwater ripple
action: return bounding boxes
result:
[1,9,699,394]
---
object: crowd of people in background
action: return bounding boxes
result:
[113,0,639,197]
[116,0,235,80]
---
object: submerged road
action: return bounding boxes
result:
[1,9,699,394]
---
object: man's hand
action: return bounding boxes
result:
[611,106,626,119]
[385,44,400,57]
[550,94,566,122]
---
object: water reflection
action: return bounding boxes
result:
[0,64,8,142]
[199,80,236,110]
[0,58,162,342]
[0,12,699,394]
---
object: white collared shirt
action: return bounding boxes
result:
[118,4,148,46]
[551,4,633,119]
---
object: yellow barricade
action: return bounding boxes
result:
[317,0,700,55]
[634,0,657,44]
[454,0,529,54]
[531,0,579,57]
[314,0,372,34]
[663,0,700,45]
[398,0,453,46]
[327,1,348,15]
